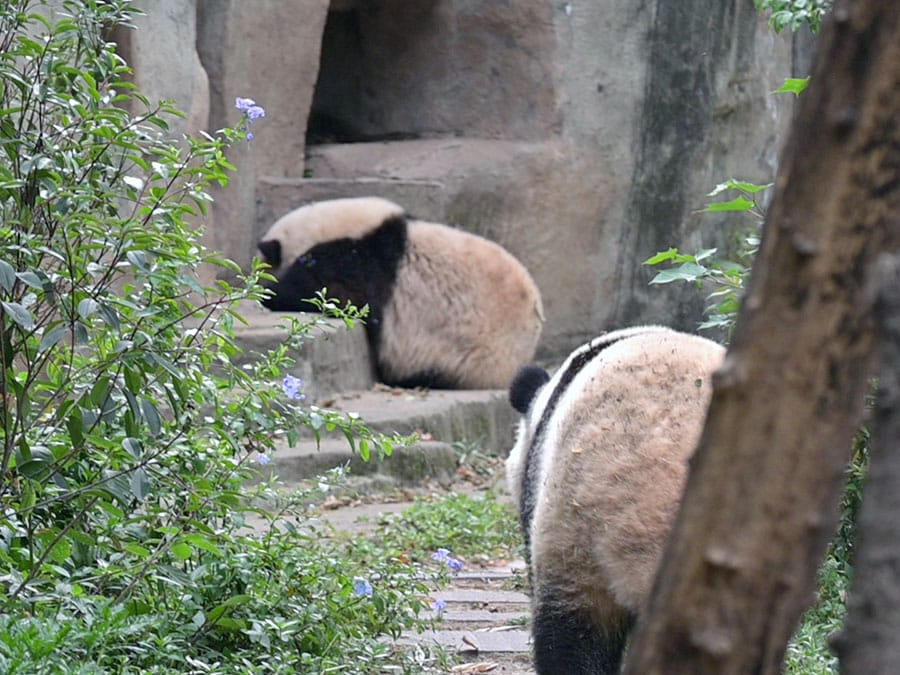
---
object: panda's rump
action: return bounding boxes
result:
[531,331,722,613]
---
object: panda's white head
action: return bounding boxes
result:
[257,196,406,275]
[256,196,408,312]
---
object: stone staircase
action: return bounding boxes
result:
[232,303,535,672]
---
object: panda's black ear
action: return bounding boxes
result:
[258,239,282,268]
[509,365,550,414]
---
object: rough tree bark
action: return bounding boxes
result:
[623,1,900,673]
[834,256,900,672]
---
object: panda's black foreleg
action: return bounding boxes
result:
[531,598,634,675]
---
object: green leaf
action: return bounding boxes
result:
[191,610,205,629]
[77,297,99,320]
[381,439,394,457]
[708,179,772,196]
[126,250,150,271]
[694,248,719,262]
[38,325,67,352]
[649,262,709,284]
[212,617,248,633]
[16,271,43,291]
[21,479,36,511]
[171,541,193,560]
[359,438,370,462]
[67,408,84,448]
[207,594,252,625]
[148,353,180,379]
[124,543,151,559]
[48,537,72,565]
[643,248,681,265]
[0,260,14,292]
[140,397,162,436]
[183,533,223,557]
[73,321,89,344]
[123,437,143,459]
[123,175,144,191]
[90,376,111,408]
[702,196,755,212]
[97,302,120,330]
[131,468,150,501]
[2,301,34,330]
[124,366,143,393]
[775,77,810,96]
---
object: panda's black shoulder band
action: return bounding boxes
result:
[509,365,550,413]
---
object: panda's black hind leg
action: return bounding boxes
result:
[531,598,634,675]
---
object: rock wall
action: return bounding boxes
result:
[113,0,806,358]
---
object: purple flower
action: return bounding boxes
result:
[432,599,447,615]
[235,96,266,141]
[353,577,373,597]
[282,375,305,400]
[256,453,271,465]
[432,548,463,572]
[245,105,266,121]
[234,97,257,112]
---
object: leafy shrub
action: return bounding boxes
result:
[754,0,832,33]
[644,179,768,335]
[0,2,426,671]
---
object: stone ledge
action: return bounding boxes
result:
[259,387,517,487]
[301,387,518,452]
[230,302,375,401]
[259,438,461,488]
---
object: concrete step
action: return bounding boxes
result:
[260,387,518,486]
[228,303,520,487]
[230,301,375,401]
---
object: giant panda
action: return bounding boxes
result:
[256,196,544,390]
[506,325,725,674]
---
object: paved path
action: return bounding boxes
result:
[317,497,537,673]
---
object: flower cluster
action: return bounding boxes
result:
[432,548,464,572]
[431,598,447,616]
[235,96,266,140]
[282,374,306,401]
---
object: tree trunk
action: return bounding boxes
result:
[834,256,900,673]
[623,1,900,673]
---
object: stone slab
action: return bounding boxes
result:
[258,438,461,487]
[434,589,531,606]
[435,609,528,624]
[397,628,531,654]
[230,302,375,400]
[299,387,518,452]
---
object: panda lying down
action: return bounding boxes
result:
[506,325,725,674]
[257,197,544,390]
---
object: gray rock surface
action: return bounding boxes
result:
[119,0,804,360]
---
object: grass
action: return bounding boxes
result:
[374,490,524,563]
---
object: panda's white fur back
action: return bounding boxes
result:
[506,326,724,673]
[379,220,544,389]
